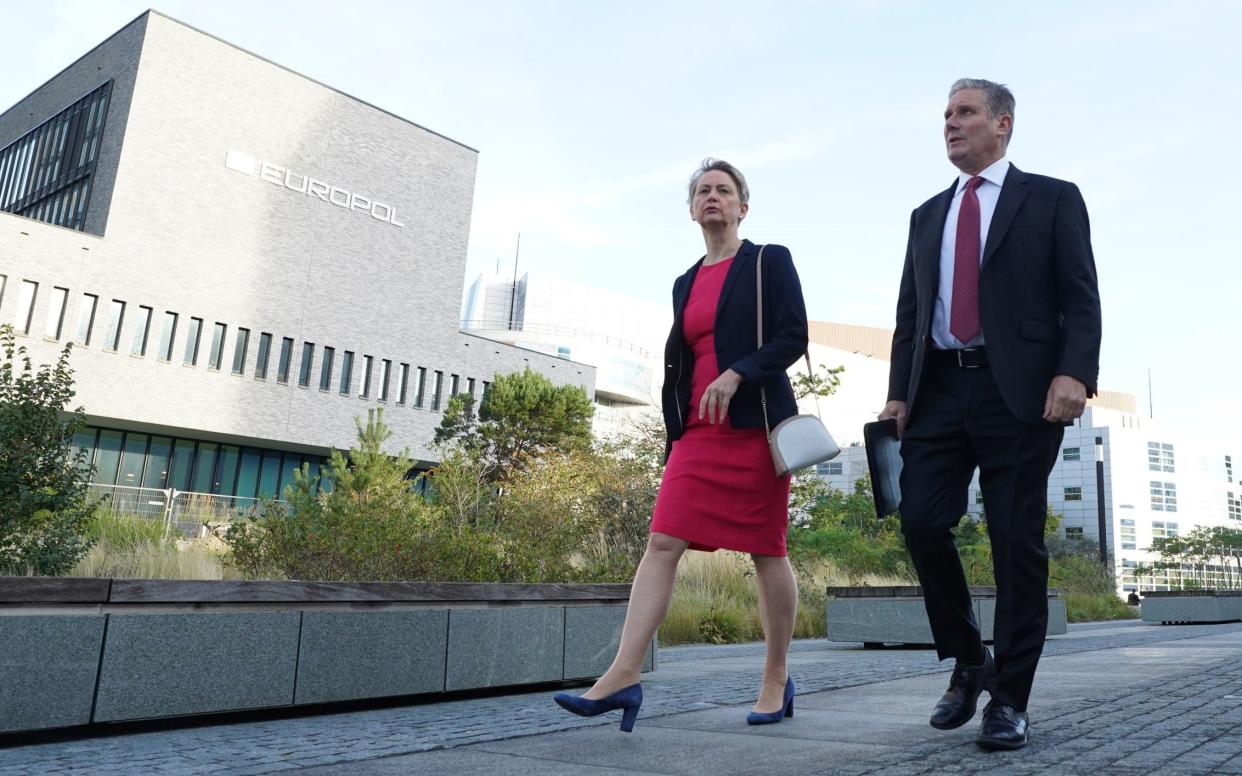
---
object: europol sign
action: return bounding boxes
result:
[224,150,405,228]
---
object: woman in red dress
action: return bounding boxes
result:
[555,159,810,730]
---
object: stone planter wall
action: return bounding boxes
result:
[0,578,654,734]
[1139,590,1242,625]
[825,585,1067,647]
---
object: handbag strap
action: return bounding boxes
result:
[755,246,822,440]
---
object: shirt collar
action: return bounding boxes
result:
[956,157,1010,195]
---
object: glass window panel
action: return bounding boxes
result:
[280,454,303,496]
[214,445,239,495]
[232,328,249,374]
[398,363,409,404]
[415,367,426,407]
[130,305,152,356]
[298,342,314,387]
[361,356,373,398]
[116,433,148,487]
[340,351,354,394]
[450,373,460,396]
[142,436,172,489]
[257,450,282,499]
[14,280,37,334]
[208,322,226,370]
[70,428,98,477]
[236,448,262,499]
[158,311,178,360]
[168,439,196,491]
[93,429,123,485]
[277,337,293,383]
[103,299,124,351]
[183,317,202,365]
[255,332,271,379]
[319,346,334,391]
[380,359,391,401]
[432,371,443,410]
[0,275,6,309]
[45,286,68,339]
[467,377,476,398]
[191,442,218,493]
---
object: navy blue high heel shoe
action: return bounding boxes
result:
[746,676,794,725]
[553,683,643,732]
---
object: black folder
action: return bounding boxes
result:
[863,419,903,519]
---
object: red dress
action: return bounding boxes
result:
[650,257,792,556]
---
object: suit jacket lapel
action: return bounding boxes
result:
[714,238,756,323]
[982,165,1030,269]
[919,180,957,312]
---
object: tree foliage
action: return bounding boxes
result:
[0,324,97,574]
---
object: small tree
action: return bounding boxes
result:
[0,325,97,574]
[434,368,594,482]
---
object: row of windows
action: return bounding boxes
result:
[1227,455,1234,484]
[0,81,110,232]
[1150,480,1178,512]
[1228,492,1241,521]
[73,425,331,500]
[1120,518,1136,550]
[1121,558,1239,591]
[1151,520,1179,539]
[1147,441,1175,473]
[1,276,492,411]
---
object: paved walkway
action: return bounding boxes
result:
[3,620,1242,774]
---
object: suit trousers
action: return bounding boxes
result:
[898,358,1063,711]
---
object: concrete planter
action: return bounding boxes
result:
[825,585,1067,647]
[1139,590,1242,625]
[0,578,654,734]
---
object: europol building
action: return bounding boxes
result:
[0,11,593,509]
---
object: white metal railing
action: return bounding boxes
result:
[86,484,272,538]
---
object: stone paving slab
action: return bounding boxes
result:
[1,620,1241,775]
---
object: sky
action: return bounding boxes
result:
[2,0,1239,446]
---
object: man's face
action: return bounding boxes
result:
[944,89,1010,174]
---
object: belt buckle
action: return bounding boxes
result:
[958,348,982,369]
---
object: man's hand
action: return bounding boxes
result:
[1043,375,1087,423]
[878,400,908,438]
[699,369,744,424]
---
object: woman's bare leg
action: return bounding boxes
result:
[751,553,798,711]
[583,532,688,699]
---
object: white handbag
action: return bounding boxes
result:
[755,246,842,476]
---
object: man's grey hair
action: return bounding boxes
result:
[687,158,750,205]
[949,78,1016,146]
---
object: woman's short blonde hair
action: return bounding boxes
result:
[687,158,749,205]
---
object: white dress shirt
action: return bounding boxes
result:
[931,157,1011,350]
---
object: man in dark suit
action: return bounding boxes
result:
[878,78,1102,750]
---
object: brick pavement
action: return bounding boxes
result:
[1,620,1240,775]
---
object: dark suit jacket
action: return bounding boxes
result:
[662,239,809,458]
[886,165,1102,424]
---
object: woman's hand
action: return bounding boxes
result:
[699,369,744,424]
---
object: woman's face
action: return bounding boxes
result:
[690,170,748,227]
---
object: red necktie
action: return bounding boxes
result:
[950,176,986,344]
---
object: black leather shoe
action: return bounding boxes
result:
[929,648,994,730]
[976,700,1029,750]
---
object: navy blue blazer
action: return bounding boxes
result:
[661,239,809,460]
[887,165,1102,424]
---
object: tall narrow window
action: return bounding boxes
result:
[255,332,272,379]
[0,275,6,310]
[103,299,125,351]
[183,317,203,365]
[432,370,444,410]
[130,305,152,356]
[319,346,335,391]
[232,328,250,374]
[467,377,476,398]
[74,293,98,345]
[158,311,178,360]
[450,373,460,396]
[361,355,373,398]
[208,323,226,370]
[45,286,69,339]
[298,342,315,387]
[14,280,37,334]
[339,350,354,395]
[415,367,427,407]
[398,363,410,405]
[379,359,392,401]
[276,337,293,383]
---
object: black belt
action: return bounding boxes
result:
[928,346,989,368]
